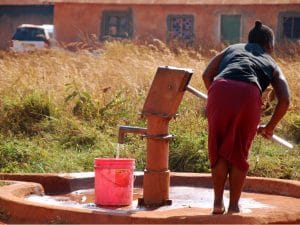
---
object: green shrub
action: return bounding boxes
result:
[0,92,51,135]
[170,131,209,172]
[169,102,210,173]
[65,82,99,121]
[249,136,300,180]
[65,83,135,130]
[282,112,300,143]
[46,117,97,150]
[0,139,31,172]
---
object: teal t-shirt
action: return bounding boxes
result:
[214,43,277,92]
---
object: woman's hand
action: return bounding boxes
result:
[257,124,273,139]
[258,66,290,140]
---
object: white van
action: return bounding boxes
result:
[10,24,55,52]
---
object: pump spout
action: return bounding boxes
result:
[118,126,147,144]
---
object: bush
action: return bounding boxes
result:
[0,92,52,135]
[170,131,209,172]
[169,103,210,173]
[282,113,300,143]
[58,119,98,150]
[249,137,299,180]
[0,138,31,172]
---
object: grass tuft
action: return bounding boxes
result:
[0,92,52,135]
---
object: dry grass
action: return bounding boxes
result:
[277,59,300,111]
[0,41,207,103]
[0,40,298,177]
[0,41,298,111]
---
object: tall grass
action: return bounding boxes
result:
[0,41,299,179]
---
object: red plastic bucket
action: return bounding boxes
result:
[94,158,135,206]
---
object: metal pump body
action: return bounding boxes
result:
[119,66,193,207]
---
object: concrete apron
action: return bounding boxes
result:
[0,172,299,224]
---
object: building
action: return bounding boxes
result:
[0,0,300,49]
[53,0,300,46]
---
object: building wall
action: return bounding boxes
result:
[30,3,300,46]
[0,5,53,49]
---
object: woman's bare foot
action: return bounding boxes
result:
[227,204,240,214]
[212,206,225,215]
[212,201,225,215]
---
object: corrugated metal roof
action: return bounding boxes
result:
[1,0,300,5]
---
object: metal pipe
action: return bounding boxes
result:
[118,126,147,144]
[186,85,208,100]
[186,85,294,149]
[272,134,294,149]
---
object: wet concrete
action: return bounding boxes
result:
[25,186,272,214]
[0,172,300,224]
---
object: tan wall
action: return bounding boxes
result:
[54,3,300,45]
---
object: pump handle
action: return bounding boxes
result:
[186,85,293,149]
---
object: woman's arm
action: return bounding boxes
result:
[257,66,290,138]
[202,51,225,90]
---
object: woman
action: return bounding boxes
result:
[202,21,290,214]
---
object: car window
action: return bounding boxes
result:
[12,27,46,41]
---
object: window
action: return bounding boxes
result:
[101,10,133,40]
[283,16,300,39]
[13,27,46,41]
[221,15,241,44]
[167,15,194,43]
[279,12,300,41]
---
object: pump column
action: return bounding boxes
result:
[143,115,172,206]
[139,66,193,207]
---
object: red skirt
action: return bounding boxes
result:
[207,79,262,171]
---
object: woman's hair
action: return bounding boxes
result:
[248,20,274,47]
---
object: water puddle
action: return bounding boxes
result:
[25,186,272,214]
